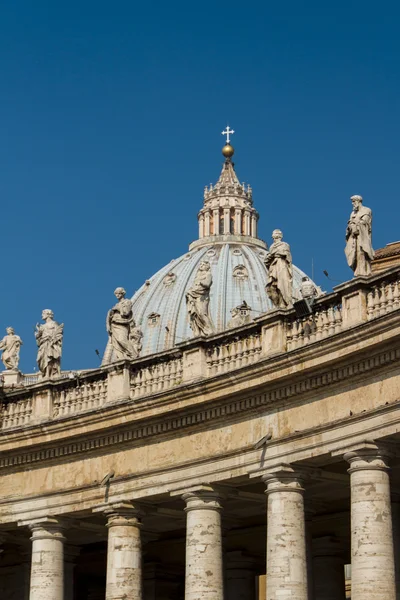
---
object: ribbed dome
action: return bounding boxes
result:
[102,136,316,362]
[104,242,311,358]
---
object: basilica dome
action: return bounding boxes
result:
[103,141,314,361]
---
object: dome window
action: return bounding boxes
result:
[148,313,161,327]
[163,272,177,286]
[233,264,249,280]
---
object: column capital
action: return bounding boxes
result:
[259,464,305,495]
[340,441,392,473]
[172,483,225,512]
[93,501,143,528]
[18,516,67,541]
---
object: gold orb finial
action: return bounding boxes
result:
[222,143,234,158]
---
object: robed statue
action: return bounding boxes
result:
[345,195,375,276]
[186,261,214,336]
[0,327,22,370]
[264,229,293,309]
[106,287,142,361]
[35,310,64,378]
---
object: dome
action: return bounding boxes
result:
[102,134,317,363]
[108,244,311,357]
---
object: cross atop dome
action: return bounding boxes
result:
[190,131,263,250]
[222,126,235,144]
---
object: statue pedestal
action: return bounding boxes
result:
[2,370,23,387]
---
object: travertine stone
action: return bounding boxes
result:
[182,485,224,600]
[312,536,345,600]
[345,195,374,277]
[345,445,395,600]
[0,327,22,370]
[26,517,66,600]
[35,310,64,378]
[103,502,143,600]
[264,230,293,309]
[263,465,308,600]
[186,262,214,337]
[226,550,256,600]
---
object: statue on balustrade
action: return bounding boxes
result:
[35,310,64,378]
[0,327,22,370]
[264,229,293,309]
[186,261,214,336]
[106,287,142,361]
[345,195,375,277]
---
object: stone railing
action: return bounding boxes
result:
[1,267,400,430]
[206,330,262,376]
[367,277,400,320]
[2,396,33,429]
[286,297,343,351]
[53,376,108,418]
[130,354,183,398]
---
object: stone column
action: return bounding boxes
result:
[103,502,143,600]
[213,209,220,235]
[251,214,257,237]
[263,465,308,600]
[224,208,230,234]
[182,485,224,600]
[345,445,396,600]
[235,208,242,235]
[312,536,346,600]
[226,550,256,600]
[205,211,211,236]
[27,517,66,600]
[199,214,204,239]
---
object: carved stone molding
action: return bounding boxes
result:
[0,345,399,471]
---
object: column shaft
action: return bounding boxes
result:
[104,502,142,600]
[345,447,396,600]
[28,518,65,600]
[264,466,308,600]
[183,486,224,600]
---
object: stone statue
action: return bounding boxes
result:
[300,276,318,300]
[186,261,214,336]
[35,310,64,378]
[264,229,293,309]
[0,327,22,370]
[228,302,252,329]
[345,195,375,276]
[106,287,142,361]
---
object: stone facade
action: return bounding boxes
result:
[1,139,400,599]
[0,267,399,597]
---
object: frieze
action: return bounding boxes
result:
[0,345,399,471]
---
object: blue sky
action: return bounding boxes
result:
[1,1,399,371]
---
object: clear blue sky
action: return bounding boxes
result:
[1,1,399,372]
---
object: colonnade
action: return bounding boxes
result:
[13,445,399,600]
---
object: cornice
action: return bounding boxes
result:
[0,337,399,473]
[1,308,400,454]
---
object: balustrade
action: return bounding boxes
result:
[367,277,400,320]
[287,302,342,351]
[2,397,32,429]
[206,331,262,376]
[130,356,183,398]
[53,378,108,417]
[1,270,400,430]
